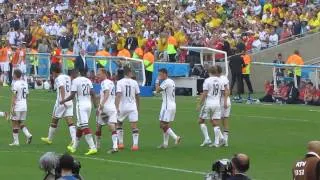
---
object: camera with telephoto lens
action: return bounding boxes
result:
[204,159,233,180]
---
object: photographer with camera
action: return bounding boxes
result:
[56,153,79,180]
[228,154,250,180]
[206,153,250,180]
[39,152,82,180]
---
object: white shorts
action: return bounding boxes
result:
[221,105,231,118]
[11,111,27,121]
[118,109,138,122]
[52,104,73,119]
[0,62,9,72]
[97,110,117,125]
[159,108,176,122]
[199,105,221,120]
[75,105,91,128]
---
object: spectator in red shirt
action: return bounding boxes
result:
[273,82,289,103]
[145,34,156,52]
[260,80,274,102]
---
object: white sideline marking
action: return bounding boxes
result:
[0,150,206,175]
[309,109,320,112]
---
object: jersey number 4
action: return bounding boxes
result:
[82,84,90,96]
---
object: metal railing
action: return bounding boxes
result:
[25,53,146,86]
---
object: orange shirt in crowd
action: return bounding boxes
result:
[143,52,155,64]
[134,47,144,58]
[51,48,62,64]
[286,54,304,65]
[117,48,131,58]
[0,47,8,62]
[11,49,20,65]
[96,50,110,57]
[167,36,177,46]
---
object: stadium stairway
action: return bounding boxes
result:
[249,32,320,92]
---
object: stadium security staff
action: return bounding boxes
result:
[143,48,154,86]
[286,50,304,87]
[241,51,253,99]
[227,153,251,180]
[229,52,245,99]
[292,141,320,180]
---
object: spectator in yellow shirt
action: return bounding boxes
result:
[117,32,126,51]
[208,13,222,28]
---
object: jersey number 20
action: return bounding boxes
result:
[82,84,90,96]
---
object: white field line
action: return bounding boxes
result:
[0,150,206,175]
[0,96,312,123]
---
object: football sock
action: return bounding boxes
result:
[68,125,76,144]
[132,128,139,146]
[73,129,82,149]
[223,130,229,144]
[48,124,57,141]
[12,129,19,144]
[0,112,4,117]
[83,128,96,150]
[85,134,96,150]
[95,131,101,148]
[117,128,124,144]
[111,131,118,149]
[167,128,177,140]
[21,125,32,138]
[200,123,210,141]
[163,132,169,146]
[213,126,222,145]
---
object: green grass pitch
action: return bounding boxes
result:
[0,87,319,180]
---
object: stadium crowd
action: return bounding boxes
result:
[1,0,320,64]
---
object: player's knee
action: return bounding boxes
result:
[76,129,83,138]
[50,123,58,128]
[12,128,19,133]
[95,130,102,137]
[198,119,205,124]
[117,121,123,127]
[82,127,92,135]
[20,124,25,129]
[132,128,139,134]
[130,122,137,129]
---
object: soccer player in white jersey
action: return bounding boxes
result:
[156,68,181,148]
[41,65,76,146]
[60,69,97,155]
[197,66,227,147]
[95,68,118,154]
[217,65,231,147]
[9,69,32,146]
[115,66,140,151]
